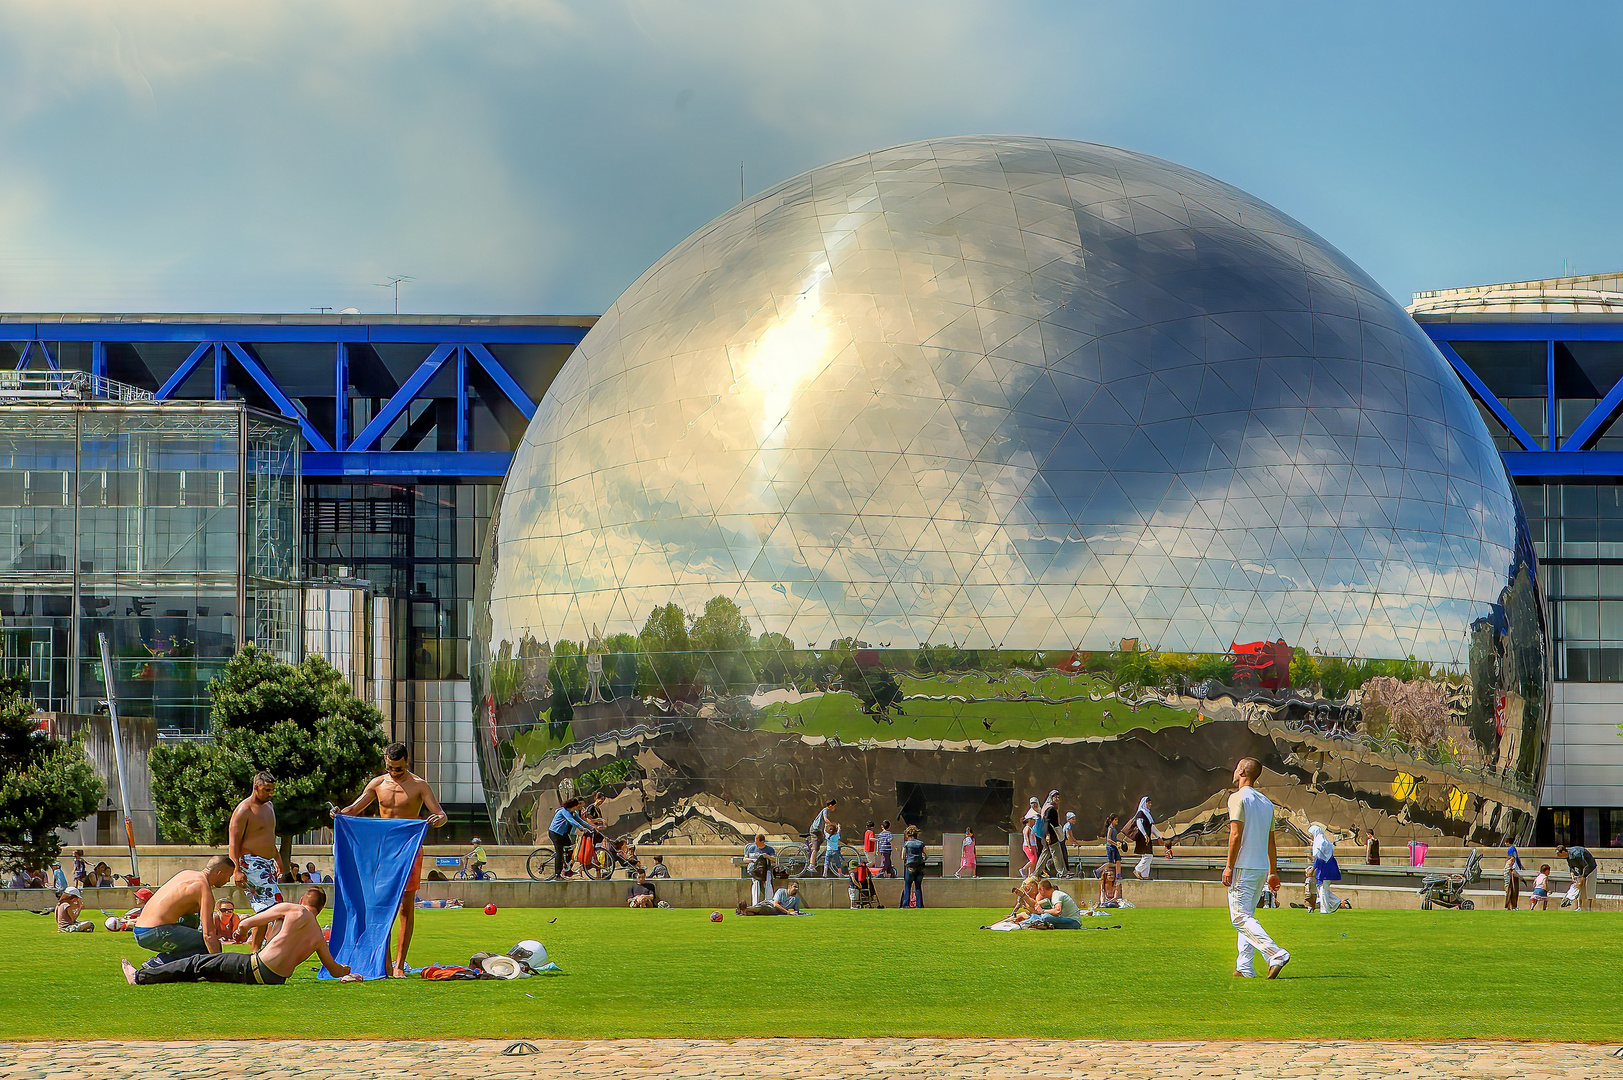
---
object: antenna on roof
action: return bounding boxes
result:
[375,276,414,315]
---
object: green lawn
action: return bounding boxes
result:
[3,906,1618,1042]
[755,677,1199,743]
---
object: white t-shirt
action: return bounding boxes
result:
[1046,889,1083,920]
[1227,787,1274,871]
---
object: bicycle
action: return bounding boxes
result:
[772,840,810,877]
[452,853,497,881]
[526,836,625,881]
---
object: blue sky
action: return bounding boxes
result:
[1,1,1619,316]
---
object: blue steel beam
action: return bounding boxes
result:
[154,342,215,399]
[456,346,469,452]
[1420,323,1623,342]
[1547,339,1557,450]
[213,344,227,401]
[1564,373,1623,451]
[224,341,335,451]
[334,342,349,450]
[464,341,537,419]
[1501,451,1623,477]
[0,323,591,345]
[347,343,456,452]
[1431,339,1541,451]
[301,450,512,477]
[13,340,58,371]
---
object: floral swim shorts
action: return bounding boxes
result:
[240,854,282,913]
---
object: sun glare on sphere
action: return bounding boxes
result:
[732,266,832,447]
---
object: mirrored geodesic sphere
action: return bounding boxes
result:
[475,136,1547,850]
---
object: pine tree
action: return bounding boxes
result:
[0,672,104,875]
[150,646,388,871]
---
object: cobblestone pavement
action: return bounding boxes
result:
[0,1040,1619,1079]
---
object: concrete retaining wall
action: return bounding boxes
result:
[42,842,1602,885]
[16,874,1619,913]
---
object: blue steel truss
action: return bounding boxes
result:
[1421,321,1623,479]
[0,319,590,477]
[17,315,1609,483]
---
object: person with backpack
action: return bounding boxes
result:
[899,825,926,908]
[743,833,777,906]
[545,797,599,881]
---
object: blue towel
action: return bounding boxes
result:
[320,816,428,980]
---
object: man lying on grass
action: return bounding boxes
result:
[735,896,807,916]
[122,888,356,986]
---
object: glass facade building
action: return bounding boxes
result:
[476,137,1549,848]
[1413,273,1623,847]
[0,374,299,731]
[0,316,592,835]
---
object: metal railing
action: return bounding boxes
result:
[0,369,155,402]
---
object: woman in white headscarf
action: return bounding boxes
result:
[1310,825,1349,913]
[1130,796,1161,879]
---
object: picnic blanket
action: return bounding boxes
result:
[319,816,428,980]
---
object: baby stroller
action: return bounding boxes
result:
[848,863,883,909]
[1417,848,1481,910]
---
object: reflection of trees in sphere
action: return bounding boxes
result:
[474,136,1548,848]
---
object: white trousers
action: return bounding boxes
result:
[1229,867,1288,976]
[750,879,766,906]
[1318,881,1341,913]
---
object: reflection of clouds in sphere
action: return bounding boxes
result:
[483,135,1535,666]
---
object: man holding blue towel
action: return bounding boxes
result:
[334,742,447,977]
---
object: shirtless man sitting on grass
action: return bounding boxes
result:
[132,855,235,966]
[123,887,354,986]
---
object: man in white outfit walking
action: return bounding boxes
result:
[1222,757,1290,978]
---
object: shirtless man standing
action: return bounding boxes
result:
[132,855,235,965]
[228,771,283,949]
[123,887,354,985]
[334,742,447,977]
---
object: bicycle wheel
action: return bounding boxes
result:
[526,848,556,880]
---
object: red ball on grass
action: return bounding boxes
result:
[484,903,498,915]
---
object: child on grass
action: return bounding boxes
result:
[822,823,845,877]
[1529,865,1550,910]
